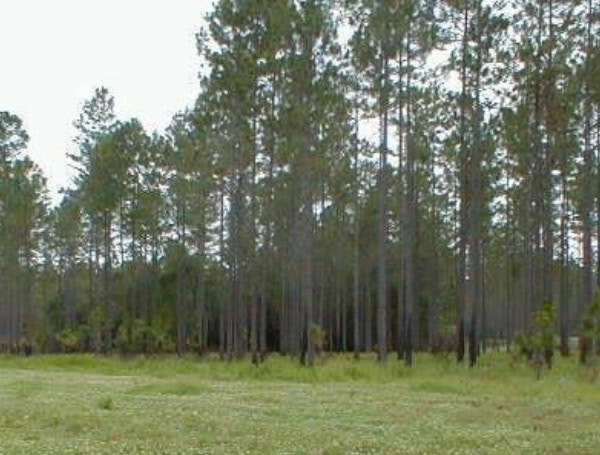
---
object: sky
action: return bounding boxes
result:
[0,0,213,200]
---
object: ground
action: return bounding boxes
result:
[0,353,599,454]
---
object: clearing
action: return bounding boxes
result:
[0,354,599,454]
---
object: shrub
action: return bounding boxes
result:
[97,396,114,411]
[513,332,534,361]
[56,325,90,353]
[309,324,327,354]
[513,301,556,378]
[116,318,174,355]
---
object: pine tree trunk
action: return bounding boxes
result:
[457,3,469,363]
[581,0,594,364]
[377,47,389,364]
[396,42,405,361]
[467,0,484,367]
[365,279,373,352]
[559,172,569,356]
[404,20,416,367]
[353,118,361,359]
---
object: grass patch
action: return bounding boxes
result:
[414,380,462,395]
[128,381,210,396]
[0,353,599,454]
[97,396,114,411]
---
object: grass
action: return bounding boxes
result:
[0,352,599,454]
[97,396,115,411]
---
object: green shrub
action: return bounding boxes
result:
[309,324,327,354]
[116,318,175,355]
[56,325,90,353]
[513,332,534,361]
[513,301,556,378]
[97,396,114,411]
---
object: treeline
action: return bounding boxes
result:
[0,0,599,366]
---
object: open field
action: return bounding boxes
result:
[0,353,599,454]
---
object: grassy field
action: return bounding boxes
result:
[0,353,599,454]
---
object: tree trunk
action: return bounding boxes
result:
[559,171,569,356]
[377,46,390,364]
[580,0,594,364]
[353,114,361,359]
[404,18,416,367]
[457,3,469,363]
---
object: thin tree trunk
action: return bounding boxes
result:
[396,32,406,361]
[365,278,373,352]
[377,44,389,364]
[404,16,416,367]
[580,0,594,364]
[467,0,483,367]
[457,3,469,363]
[353,111,361,359]
[559,171,569,356]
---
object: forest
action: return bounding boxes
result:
[1,0,599,369]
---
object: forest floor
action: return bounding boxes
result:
[0,353,599,454]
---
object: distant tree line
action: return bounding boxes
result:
[1,0,599,366]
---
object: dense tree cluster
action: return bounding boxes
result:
[1,0,598,366]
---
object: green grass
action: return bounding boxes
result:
[0,353,599,454]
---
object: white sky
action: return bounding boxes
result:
[0,0,213,200]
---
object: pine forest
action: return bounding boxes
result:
[1,0,600,369]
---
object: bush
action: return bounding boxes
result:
[513,301,556,378]
[56,325,90,353]
[309,324,327,354]
[116,318,175,355]
[513,333,534,361]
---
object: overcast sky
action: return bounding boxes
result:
[0,0,213,200]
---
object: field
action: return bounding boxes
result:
[0,353,599,454]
